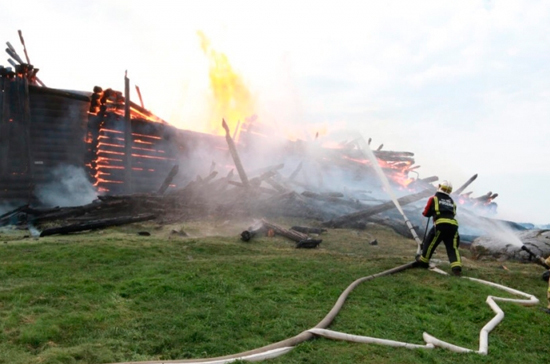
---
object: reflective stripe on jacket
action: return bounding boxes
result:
[423,192,458,226]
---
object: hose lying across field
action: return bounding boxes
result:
[110,262,540,364]
[112,140,539,363]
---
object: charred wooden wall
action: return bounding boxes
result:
[86,112,180,195]
[0,72,90,203]
[29,86,90,183]
[0,71,190,204]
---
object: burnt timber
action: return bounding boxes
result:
[1,59,500,231]
[0,65,223,203]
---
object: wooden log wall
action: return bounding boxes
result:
[0,72,90,203]
[0,72,88,202]
[87,111,179,195]
[0,75,193,204]
[28,86,90,185]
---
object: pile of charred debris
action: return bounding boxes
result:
[0,116,502,249]
[1,31,507,247]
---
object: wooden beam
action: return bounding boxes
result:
[322,188,433,228]
[39,214,156,237]
[222,118,249,188]
[453,174,478,196]
[157,165,179,195]
[124,72,133,194]
[0,74,8,177]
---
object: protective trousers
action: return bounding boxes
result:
[419,223,461,271]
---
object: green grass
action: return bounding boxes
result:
[0,218,548,364]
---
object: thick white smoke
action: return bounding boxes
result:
[34,165,97,207]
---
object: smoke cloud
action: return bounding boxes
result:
[34,165,97,207]
[457,206,524,248]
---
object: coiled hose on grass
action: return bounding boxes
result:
[110,262,415,364]
[110,261,539,363]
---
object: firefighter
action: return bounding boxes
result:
[414,180,462,276]
[521,245,550,313]
[539,255,550,314]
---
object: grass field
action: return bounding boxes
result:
[0,217,548,364]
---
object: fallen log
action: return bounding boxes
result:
[453,174,478,196]
[222,118,250,187]
[261,219,323,248]
[322,188,433,228]
[240,222,267,242]
[29,202,114,224]
[157,164,179,194]
[287,162,303,181]
[39,213,156,237]
[261,219,309,242]
[290,226,327,234]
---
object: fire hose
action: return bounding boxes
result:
[416,217,432,259]
[355,138,424,255]
[109,137,540,363]
[521,245,550,269]
[109,261,540,364]
[109,262,416,364]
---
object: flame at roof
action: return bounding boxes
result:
[197,31,256,136]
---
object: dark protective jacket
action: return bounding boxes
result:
[545,256,550,309]
[422,192,458,226]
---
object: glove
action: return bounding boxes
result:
[538,257,550,269]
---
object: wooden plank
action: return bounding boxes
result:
[322,188,433,228]
[453,174,478,196]
[39,213,156,237]
[0,75,8,176]
[222,118,249,188]
[124,73,133,194]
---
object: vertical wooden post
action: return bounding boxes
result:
[0,74,7,177]
[124,71,133,194]
[21,75,34,203]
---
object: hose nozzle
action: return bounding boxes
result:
[521,245,537,260]
[521,245,550,269]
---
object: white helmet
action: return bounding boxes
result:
[438,180,453,194]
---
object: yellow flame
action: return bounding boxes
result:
[197,31,256,136]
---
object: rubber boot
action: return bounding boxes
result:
[412,257,429,269]
[451,267,462,277]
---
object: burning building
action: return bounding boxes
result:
[0,59,233,205]
[1,32,503,235]
[0,63,419,206]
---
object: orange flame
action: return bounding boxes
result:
[197,31,256,136]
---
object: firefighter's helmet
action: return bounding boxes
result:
[438,180,453,194]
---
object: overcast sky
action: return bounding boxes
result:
[2,0,550,224]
